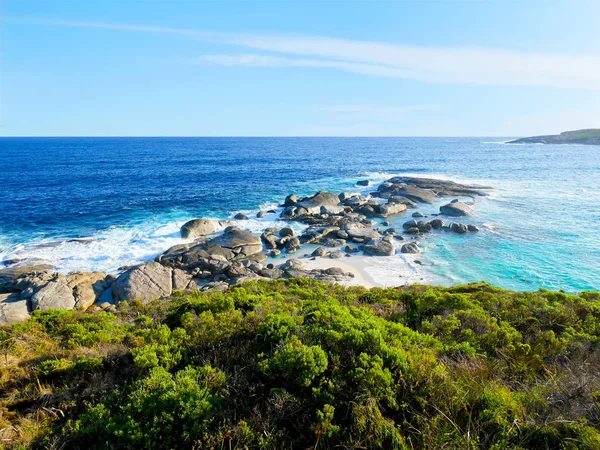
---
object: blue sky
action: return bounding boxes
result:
[2,0,600,136]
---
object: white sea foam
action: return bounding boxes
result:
[0,220,195,274]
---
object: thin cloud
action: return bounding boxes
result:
[7,16,600,89]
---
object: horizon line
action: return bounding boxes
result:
[0,135,518,138]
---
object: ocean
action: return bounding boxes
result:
[1,137,599,292]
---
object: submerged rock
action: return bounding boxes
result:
[430,219,444,229]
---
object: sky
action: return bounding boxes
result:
[2,0,600,137]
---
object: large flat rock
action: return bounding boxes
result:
[112,262,193,304]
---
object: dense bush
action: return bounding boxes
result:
[0,279,599,448]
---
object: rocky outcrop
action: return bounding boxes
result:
[440,200,473,217]
[376,177,491,199]
[508,129,600,146]
[160,226,263,270]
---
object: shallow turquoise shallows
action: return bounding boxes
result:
[1,137,599,292]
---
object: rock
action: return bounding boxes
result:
[210,227,262,255]
[412,212,425,218]
[401,242,420,254]
[280,205,310,220]
[300,226,340,245]
[344,245,360,253]
[112,262,193,304]
[397,185,437,203]
[343,197,364,207]
[360,240,395,256]
[66,272,110,311]
[256,211,266,218]
[405,227,420,235]
[31,277,75,311]
[329,252,343,259]
[382,221,390,226]
[388,196,418,208]
[234,213,249,220]
[0,293,30,325]
[259,268,285,279]
[311,247,327,257]
[262,233,279,249]
[280,227,294,237]
[320,205,345,215]
[384,228,396,234]
[357,180,370,186]
[180,219,223,239]
[279,259,305,272]
[402,220,418,230]
[455,224,468,234]
[283,194,298,207]
[384,176,491,198]
[440,201,473,217]
[285,237,301,252]
[377,203,407,217]
[323,238,346,248]
[343,223,381,241]
[430,219,444,229]
[337,230,349,240]
[356,205,377,217]
[468,224,480,232]
[269,249,281,257]
[417,221,432,232]
[300,191,341,208]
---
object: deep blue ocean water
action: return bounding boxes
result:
[1,137,599,292]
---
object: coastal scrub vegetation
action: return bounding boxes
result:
[1,280,600,449]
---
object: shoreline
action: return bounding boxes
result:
[1,176,490,325]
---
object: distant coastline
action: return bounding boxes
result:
[508,128,600,145]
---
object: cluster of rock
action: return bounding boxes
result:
[0,176,491,326]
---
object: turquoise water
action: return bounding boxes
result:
[1,137,599,291]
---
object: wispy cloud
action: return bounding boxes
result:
[7,16,600,89]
